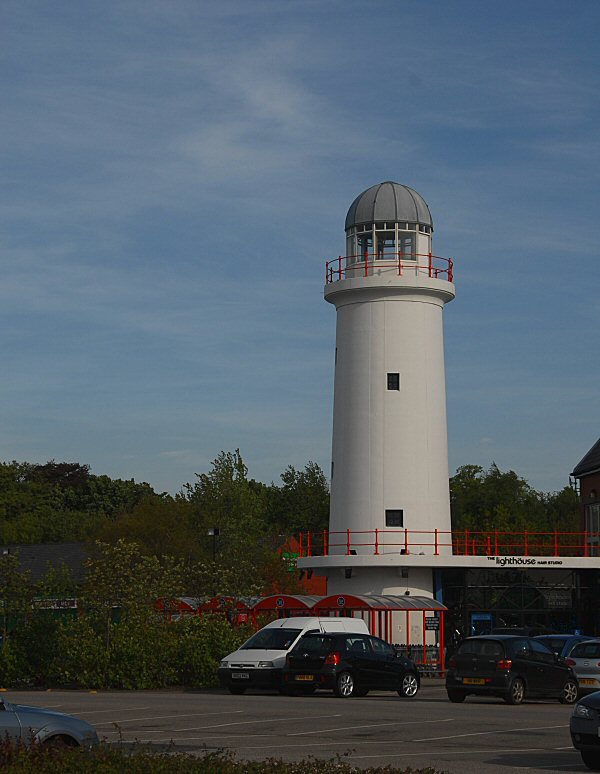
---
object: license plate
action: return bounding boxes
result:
[232,672,250,680]
[295,675,314,682]
[580,679,596,685]
[464,678,485,685]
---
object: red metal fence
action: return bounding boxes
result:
[325,251,454,284]
[298,529,599,558]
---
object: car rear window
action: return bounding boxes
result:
[571,642,600,659]
[457,639,504,657]
[291,634,333,655]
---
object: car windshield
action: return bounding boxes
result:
[240,628,302,650]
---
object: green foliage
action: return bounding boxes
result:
[0,460,156,544]
[34,563,78,600]
[0,552,33,643]
[450,463,579,534]
[265,462,330,534]
[0,638,28,688]
[82,539,187,615]
[46,617,108,688]
[9,613,62,687]
[185,449,269,538]
[0,737,448,774]
[176,616,252,688]
[183,450,317,596]
[94,495,199,559]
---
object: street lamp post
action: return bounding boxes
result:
[207,527,220,562]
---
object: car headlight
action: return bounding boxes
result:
[258,661,274,668]
[220,660,228,668]
[574,703,595,719]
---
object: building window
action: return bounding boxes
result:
[386,509,403,527]
[586,503,600,543]
[387,373,400,390]
[398,233,414,260]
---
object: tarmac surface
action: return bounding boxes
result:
[3,679,588,772]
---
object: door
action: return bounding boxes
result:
[369,636,399,689]
[343,635,380,689]
[0,702,22,742]
[508,639,539,693]
[528,639,565,696]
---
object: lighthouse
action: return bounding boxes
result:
[320,181,456,597]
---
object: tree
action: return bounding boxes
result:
[92,495,200,560]
[0,460,158,544]
[82,539,186,617]
[450,463,578,534]
[265,461,330,534]
[0,551,32,646]
[184,450,269,555]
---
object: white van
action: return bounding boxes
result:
[218,616,369,694]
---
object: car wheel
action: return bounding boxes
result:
[581,750,600,771]
[447,689,466,703]
[43,735,78,748]
[398,672,419,698]
[334,671,355,698]
[504,677,525,705]
[229,686,246,695]
[558,679,578,704]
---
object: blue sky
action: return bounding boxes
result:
[1,0,599,495]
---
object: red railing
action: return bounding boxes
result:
[325,251,454,284]
[298,529,599,558]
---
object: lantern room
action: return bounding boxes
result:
[344,181,434,264]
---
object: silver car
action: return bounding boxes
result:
[566,640,600,696]
[0,696,99,748]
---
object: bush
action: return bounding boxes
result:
[0,739,448,773]
[47,616,109,688]
[0,613,253,690]
[176,616,253,688]
[0,639,29,689]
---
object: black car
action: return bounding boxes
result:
[446,635,578,705]
[571,691,600,770]
[282,632,420,698]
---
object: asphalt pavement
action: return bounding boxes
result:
[3,679,587,773]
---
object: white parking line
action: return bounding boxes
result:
[103,712,343,735]
[289,717,454,736]
[95,710,244,726]
[347,746,578,761]
[66,707,153,715]
[411,723,566,742]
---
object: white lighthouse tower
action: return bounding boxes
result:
[316,181,456,597]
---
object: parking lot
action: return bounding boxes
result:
[4,680,588,772]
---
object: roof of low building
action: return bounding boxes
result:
[0,542,89,582]
[572,437,600,477]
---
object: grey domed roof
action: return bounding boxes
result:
[345,181,433,231]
